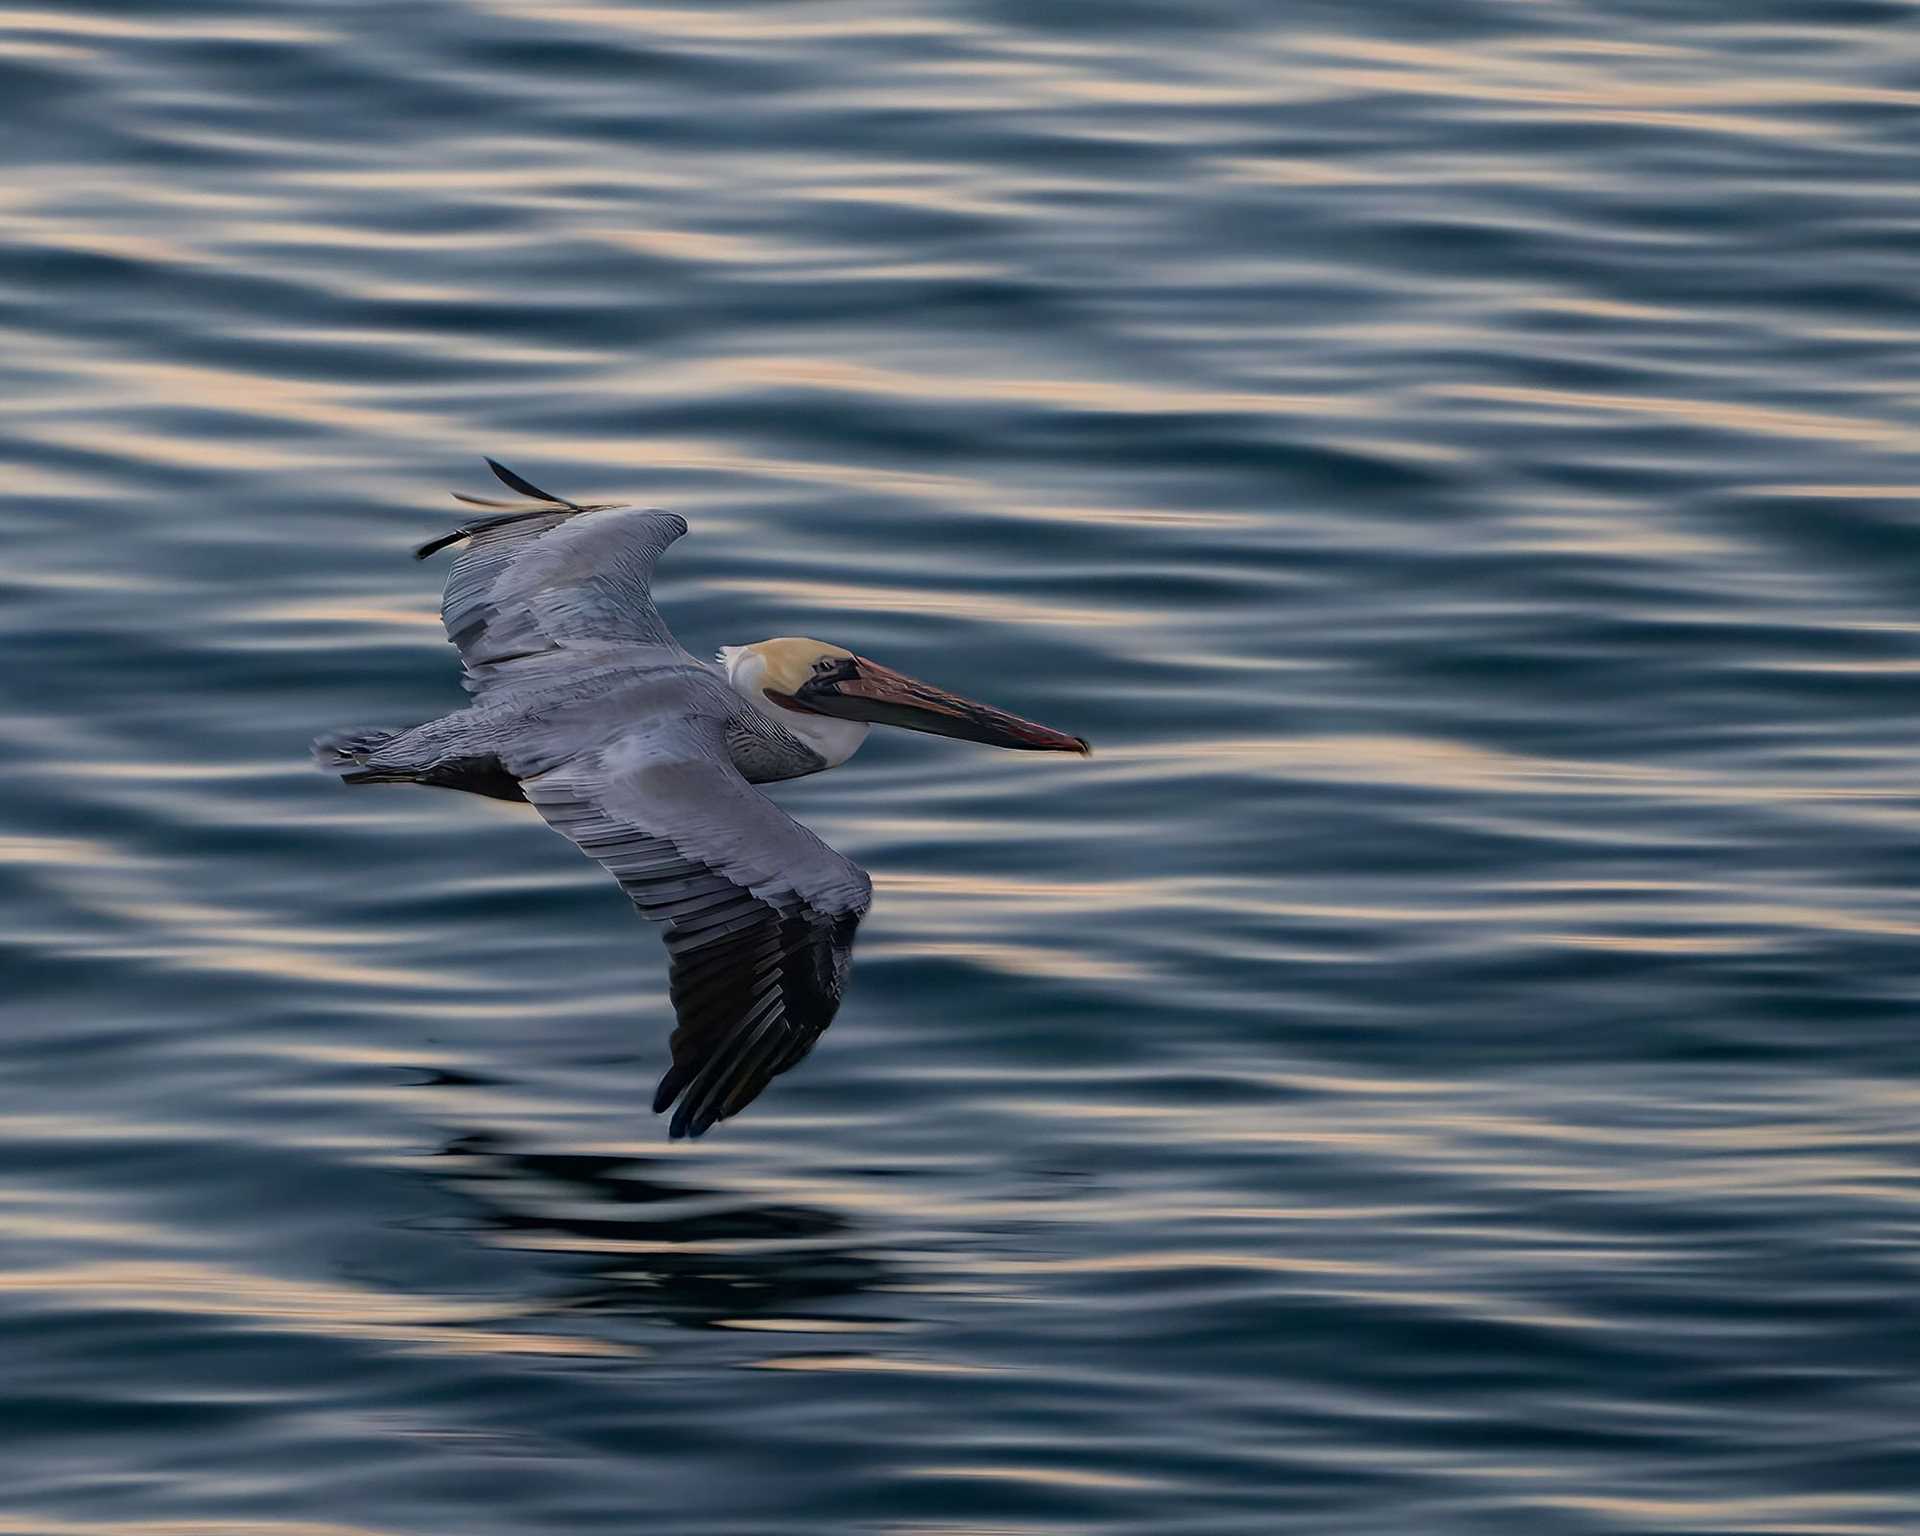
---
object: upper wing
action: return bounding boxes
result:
[417,459,690,695]
[517,703,874,1139]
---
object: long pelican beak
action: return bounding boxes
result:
[772,656,1091,755]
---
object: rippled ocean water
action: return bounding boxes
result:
[6,2,1920,1531]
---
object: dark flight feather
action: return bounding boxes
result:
[486,457,578,508]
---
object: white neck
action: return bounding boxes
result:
[719,646,870,770]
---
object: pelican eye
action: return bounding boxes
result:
[804,656,859,689]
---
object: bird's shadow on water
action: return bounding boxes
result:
[422,1131,897,1332]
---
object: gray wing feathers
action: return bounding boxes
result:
[419,465,690,691]
[439,507,689,685]
[521,721,871,1138]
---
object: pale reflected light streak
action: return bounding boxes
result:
[0,1261,627,1359]
[1287,32,1919,139]
[1433,383,1920,453]
[0,9,334,41]
[710,355,1370,419]
[1539,1493,1894,1532]
[0,1190,185,1249]
[592,227,856,265]
[706,577,1158,630]
[988,1094,1920,1212]
[1084,734,1920,819]
[1499,512,1737,561]
[876,864,1920,946]
[479,3,971,43]
[13,834,495,993]
[866,939,1156,986]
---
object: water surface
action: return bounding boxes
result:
[5,2,1920,1532]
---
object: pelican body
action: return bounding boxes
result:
[314,460,1088,1138]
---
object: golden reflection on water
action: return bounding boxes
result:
[1091,733,1920,814]
[594,226,851,266]
[17,844,491,993]
[537,435,972,496]
[1290,31,1919,137]
[285,161,699,195]
[248,327,603,367]
[1434,384,1920,454]
[0,1190,183,1249]
[0,1261,627,1358]
[49,355,462,443]
[1754,483,1920,499]
[866,938,1157,986]
[239,600,441,631]
[1499,511,1736,561]
[478,3,971,44]
[1545,1492,1894,1532]
[33,423,317,473]
[712,355,1368,420]
[0,833,128,868]
[879,865,1920,967]
[413,16,1920,154]
[707,577,1159,630]
[0,33,81,59]
[961,1251,1390,1278]
[0,9,332,42]
[977,1090,1920,1212]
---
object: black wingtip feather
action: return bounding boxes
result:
[417,501,575,560]
[486,457,576,508]
[653,1063,691,1115]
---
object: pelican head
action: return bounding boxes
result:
[720,637,1090,765]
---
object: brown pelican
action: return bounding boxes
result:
[314,460,1089,1138]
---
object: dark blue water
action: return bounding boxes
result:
[6,3,1920,1531]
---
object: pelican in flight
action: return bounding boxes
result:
[315,460,1089,1138]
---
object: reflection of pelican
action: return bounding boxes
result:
[316,460,1089,1138]
[432,1132,893,1328]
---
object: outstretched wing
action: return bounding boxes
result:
[516,698,873,1139]
[417,459,690,695]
